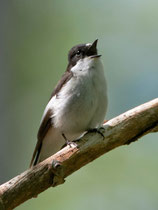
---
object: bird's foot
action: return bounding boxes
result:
[62,133,78,148]
[66,140,78,148]
[88,127,105,139]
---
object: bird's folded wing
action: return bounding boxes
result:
[30,109,52,167]
[30,71,73,167]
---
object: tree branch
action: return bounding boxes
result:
[0,98,158,210]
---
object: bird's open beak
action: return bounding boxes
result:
[90,54,101,58]
[87,39,102,58]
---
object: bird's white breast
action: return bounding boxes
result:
[44,57,107,140]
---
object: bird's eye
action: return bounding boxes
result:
[76,50,81,56]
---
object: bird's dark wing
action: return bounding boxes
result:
[30,70,73,167]
[49,70,73,99]
[30,109,52,167]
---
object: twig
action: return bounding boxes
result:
[0,98,158,210]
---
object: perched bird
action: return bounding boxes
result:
[30,39,108,167]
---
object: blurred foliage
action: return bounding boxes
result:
[0,0,158,209]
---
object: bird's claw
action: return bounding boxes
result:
[88,128,105,139]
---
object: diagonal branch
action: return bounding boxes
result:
[0,98,158,210]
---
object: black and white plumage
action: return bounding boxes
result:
[30,39,108,167]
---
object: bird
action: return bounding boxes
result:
[30,39,108,167]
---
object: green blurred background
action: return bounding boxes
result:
[1,0,158,209]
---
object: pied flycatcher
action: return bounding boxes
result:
[30,39,108,167]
